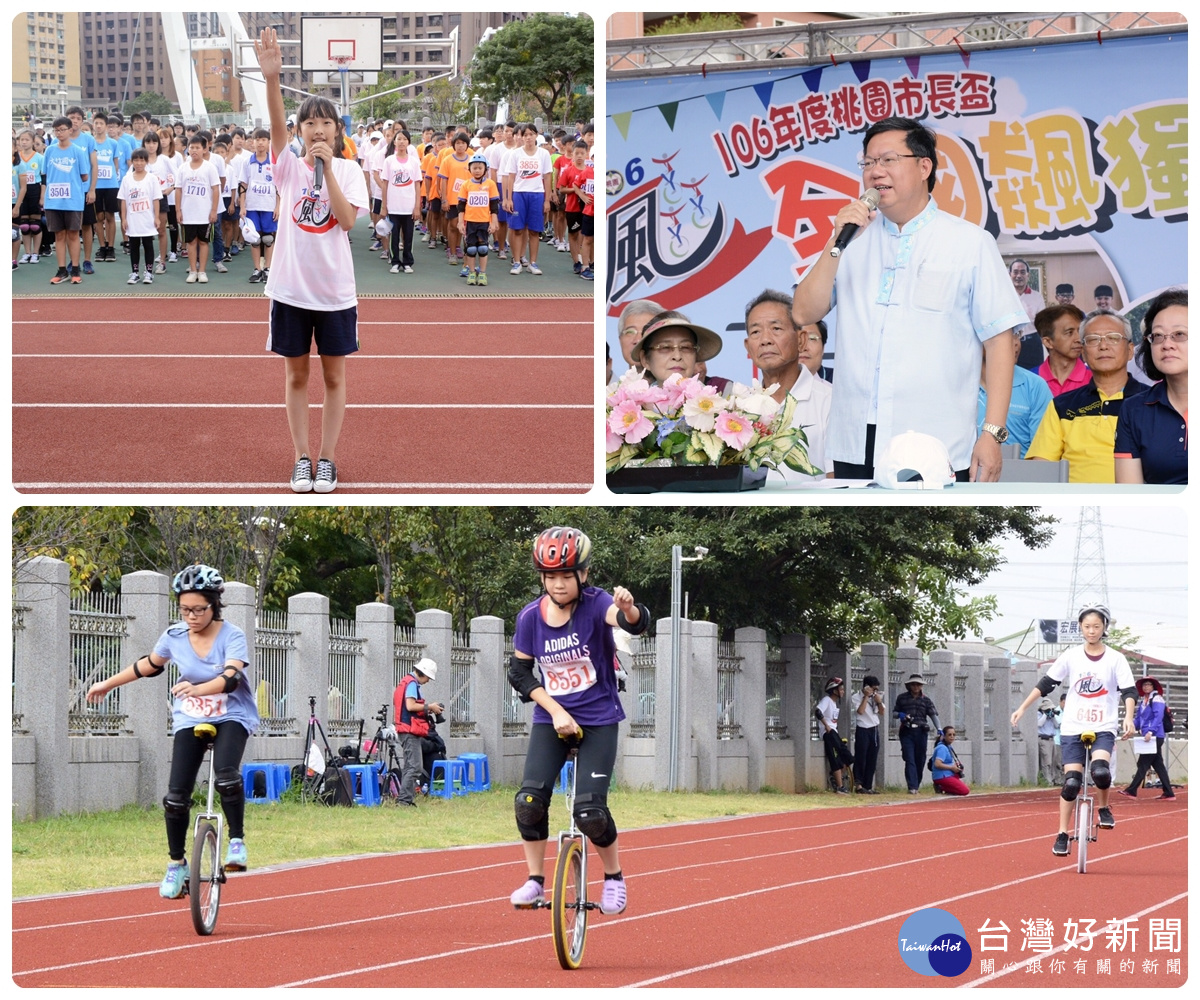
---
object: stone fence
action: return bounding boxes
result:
[12,558,1186,818]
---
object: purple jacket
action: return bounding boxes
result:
[1134,694,1167,739]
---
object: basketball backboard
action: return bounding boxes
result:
[300,16,384,72]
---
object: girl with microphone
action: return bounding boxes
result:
[254,27,369,494]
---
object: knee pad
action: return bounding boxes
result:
[573,792,617,848]
[215,767,244,805]
[515,784,550,842]
[20,223,31,234]
[260,232,275,247]
[163,791,191,819]
[1061,771,1083,802]
[1090,759,1112,790]
[464,245,476,257]
[28,223,40,235]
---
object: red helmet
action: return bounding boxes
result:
[532,526,592,573]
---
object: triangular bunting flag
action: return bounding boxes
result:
[753,81,774,109]
[959,49,971,68]
[658,102,679,130]
[905,56,921,79]
[612,111,632,141]
[801,67,823,93]
[705,90,726,120]
[851,60,871,83]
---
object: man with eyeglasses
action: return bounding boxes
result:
[792,116,1025,483]
[1025,309,1147,482]
[1009,258,1046,370]
[609,298,665,388]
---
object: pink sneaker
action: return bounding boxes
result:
[600,877,627,915]
[510,878,545,909]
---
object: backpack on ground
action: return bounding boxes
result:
[319,765,355,806]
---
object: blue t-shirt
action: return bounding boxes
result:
[93,137,125,189]
[155,621,259,736]
[978,364,1054,459]
[41,143,90,211]
[932,742,956,775]
[513,586,625,728]
[1114,380,1187,484]
[16,152,44,188]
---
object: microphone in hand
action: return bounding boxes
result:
[829,187,880,258]
[313,155,324,193]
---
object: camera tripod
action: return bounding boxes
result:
[294,695,339,802]
[362,703,408,801]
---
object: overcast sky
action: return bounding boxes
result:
[963,505,1188,644]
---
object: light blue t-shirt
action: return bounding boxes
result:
[977,364,1054,459]
[93,137,126,189]
[155,621,259,736]
[932,742,956,774]
[41,143,90,211]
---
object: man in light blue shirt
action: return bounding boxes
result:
[793,116,1026,481]
[978,329,1053,458]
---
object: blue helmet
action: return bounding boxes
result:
[468,152,489,167]
[173,564,225,594]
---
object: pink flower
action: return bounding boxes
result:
[606,428,624,453]
[682,386,727,431]
[714,409,755,451]
[655,374,688,412]
[608,399,655,443]
[619,376,656,404]
[678,375,710,400]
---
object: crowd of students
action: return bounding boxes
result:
[13,109,596,288]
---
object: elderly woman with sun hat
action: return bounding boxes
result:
[629,310,729,391]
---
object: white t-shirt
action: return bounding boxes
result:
[488,142,515,185]
[263,146,368,312]
[175,159,221,225]
[381,149,421,215]
[850,690,884,728]
[145,155,175,200]
[771,366,833,485]
[117,172,163,237]
[165,152,184,206]
[1047,645,1136,736]
[503,145,553,193]
[363,142,386,199]
[817,694,839,729]
[241,154,276,212]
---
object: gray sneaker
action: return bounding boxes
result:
[313,457,337,493]
[290,455,313,493]
[214,261,228,273]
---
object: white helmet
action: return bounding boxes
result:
[875,431,955,490]
[239,216,261,245]
[375,217,393,238]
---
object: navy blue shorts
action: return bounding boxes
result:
[508,190,544,232]
[267,300,359,357]
[1061,731,1116,767]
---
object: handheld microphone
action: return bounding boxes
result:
[312,156,324,194]
[829,187,879,258]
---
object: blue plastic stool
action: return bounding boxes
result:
[430,758,467,799]
[273,763,292,793]
[342,763,381,806]
[242,762,283,802]
[458,752,491,792]
[555,758,574,794]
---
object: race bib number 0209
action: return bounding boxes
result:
[540,657,597,695]
[181,693,229,719]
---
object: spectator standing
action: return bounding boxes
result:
[816,677,855,794]
[894,673,942,794]
[392,658,444,807]
[1118,676,1176,800]
[1036,697,1060,785]
[850,674,884,794]
[1009,258,1046,369]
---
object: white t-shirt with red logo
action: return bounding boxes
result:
[502,145,552,193]
[117,172,163,237]
[381,148,422,215]
[1047,644,1136,736]
[264,146,368,312]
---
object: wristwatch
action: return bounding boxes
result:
[981,422,1009,444]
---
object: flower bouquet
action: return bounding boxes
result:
[605,371,820,492]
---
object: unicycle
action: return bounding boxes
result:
[550,736,595,970]
[187,722,227,934]
[1071,731,1098,874]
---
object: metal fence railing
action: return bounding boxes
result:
[12,604,30,733]
[327,618,364,739]
[449,631,479,739]
[255,608,297,736]
[503,635,526,738]
[765,647,788,740]
[629,634,656,738]
[717,640,743,740]
[393,624,424,692]
[69,593,131,736]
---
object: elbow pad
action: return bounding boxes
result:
[1035,675,1059,697]
[1119,686,1137,702]
[507,654,541,703]
[221,667,242,693]
[617,602,651,635]
[132,655,165,678]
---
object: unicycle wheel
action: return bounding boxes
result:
[190,820,222,934]
[552,837,587,970]
[1075,799,1092,874]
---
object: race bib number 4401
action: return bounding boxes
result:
[540,656,597,695]
[181,693,229,719]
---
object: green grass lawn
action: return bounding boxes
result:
[13,784,889,898]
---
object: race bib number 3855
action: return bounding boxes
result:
[540,656,597,695]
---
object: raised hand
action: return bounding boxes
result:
[255,27,283,78]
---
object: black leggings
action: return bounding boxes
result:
[520,721,619,840]
[166,721,249,860]
[129,236,155,271]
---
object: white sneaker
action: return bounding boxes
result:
[197,272,209,283]
[186,271,198,283]
[167,251,178,263]
[142,270,154,284]
[154,260,166,274]
[127,271,139,284]
[390,263,400,273]
[19,253,31,264]
[29,253,39,263]
[403,265,413,274]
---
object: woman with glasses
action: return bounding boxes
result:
[628,310,725,387]
[86,564,258,898]
[1115,288,1188,484]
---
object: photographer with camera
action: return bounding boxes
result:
[894,673,943,794]
[851,674,885,794]
[1036,697,1062,786]
[393,657,445,807]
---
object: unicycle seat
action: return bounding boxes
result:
[1080,731,1097,747]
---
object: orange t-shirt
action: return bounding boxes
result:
[439,152,473,205]
[459,177,499,223]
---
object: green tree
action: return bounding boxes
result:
[204,99,234,114]
[12,507,136,595]
[352,71,416,124]
[469,13,593,124]
[645,13,747,36]
[122,91,175,116]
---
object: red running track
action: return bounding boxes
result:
[12,790,1187,988]
[12,297,595,493]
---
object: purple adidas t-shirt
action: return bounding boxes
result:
[513,586,625,727]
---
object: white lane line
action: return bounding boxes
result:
[13,403,591,409]
[15,482,591,490]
